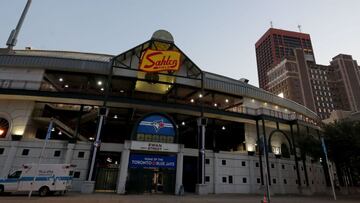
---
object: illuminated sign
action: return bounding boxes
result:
[136,114,176,143]
[139,49,181,72]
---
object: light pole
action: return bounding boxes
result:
[83,58,113,193]
[320,136,337,200]
[197,117,207,185]
[261,135,271,203]
[6,0,32,49]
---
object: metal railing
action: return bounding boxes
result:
[226,105,317,124]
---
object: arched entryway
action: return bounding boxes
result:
[0,117,10,138]
[268,130,292,158]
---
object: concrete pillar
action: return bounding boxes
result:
[213,153,218,194]
[116,141,130,194]
[175,149,184,195]
[64,143,75,164]
[1,141,19,177]
[249,157,255,193]
[277,159,285,194]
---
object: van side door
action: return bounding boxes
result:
[4,171,22,192]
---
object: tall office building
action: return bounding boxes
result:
[327,54,360,113]
[257,28,360,119]
[266,49,317,112]
[255,28,314,90]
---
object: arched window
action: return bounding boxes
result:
[269,130,292,158]
[0,118,10,138]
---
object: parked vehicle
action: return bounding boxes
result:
[0,164,74,196]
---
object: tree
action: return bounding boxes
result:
[324,120,360,187]
[296,132,323,186]
[296,133,322,160]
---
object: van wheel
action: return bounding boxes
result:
[39,186,49,197]
[0,185,4,193]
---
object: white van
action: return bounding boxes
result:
[0,164,75,196]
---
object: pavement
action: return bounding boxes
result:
[0,193,359,203]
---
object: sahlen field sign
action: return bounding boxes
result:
[139,49,181,72]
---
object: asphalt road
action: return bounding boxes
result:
[0,193,359,203]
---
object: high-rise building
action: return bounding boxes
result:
[266,49,317,112]
[266,49,360,120]
[327,54,360,112]
[255,28,314,90]
[259,28,360,119]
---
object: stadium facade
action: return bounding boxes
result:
[0,30,332,195]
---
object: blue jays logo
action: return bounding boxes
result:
[137,115,175,136]
[151,120,165,132]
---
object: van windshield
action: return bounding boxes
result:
[8,171,22,179]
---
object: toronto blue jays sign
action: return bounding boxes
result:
[129,154,176,169]
[135,114,176,143]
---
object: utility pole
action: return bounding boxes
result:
[297,25,302,33]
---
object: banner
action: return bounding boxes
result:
[129,154,176,169]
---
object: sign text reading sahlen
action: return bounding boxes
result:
[139,49,181,72]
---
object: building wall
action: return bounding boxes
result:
[0,66,44,90]
[0,100,35,139]
[202,151,327,194]
[0,66,45,139]
[330,54,360,112]
[294,50,316,112]
[0,130,330,195]
[267,59,304,106]
[309,64,335,119]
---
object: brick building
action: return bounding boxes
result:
[255,28,314,90]
[257,28,360,119]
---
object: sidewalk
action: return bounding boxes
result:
[1,193,359,203]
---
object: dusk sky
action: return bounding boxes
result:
[1,0,359,87]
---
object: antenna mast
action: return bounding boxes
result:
[6,0,32,50]
[297,25,302,32]
[270,21,273,28]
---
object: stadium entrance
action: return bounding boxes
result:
[126,153,176,194]
[94,152,121,192]
[124,113,179,194]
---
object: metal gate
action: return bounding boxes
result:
[95,167,119,192]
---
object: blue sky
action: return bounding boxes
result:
[1,0,359,87]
